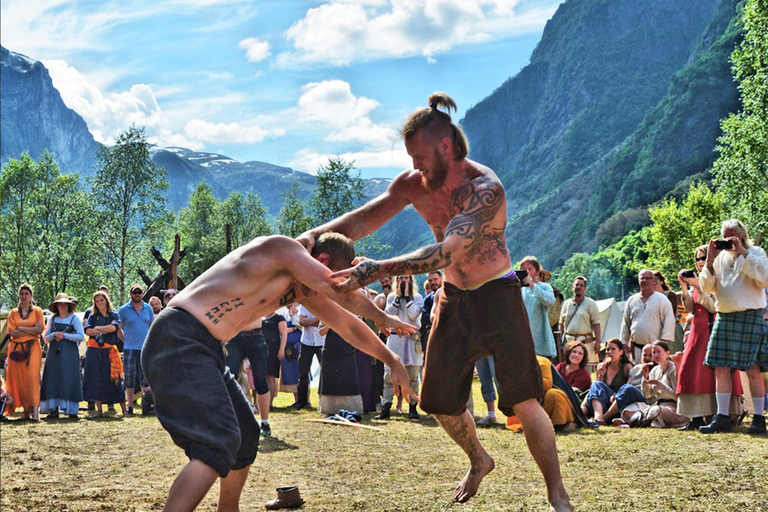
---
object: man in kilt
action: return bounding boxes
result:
[699,219,768,434]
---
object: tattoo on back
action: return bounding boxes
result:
[204,298,245,325]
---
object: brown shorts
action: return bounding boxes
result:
[420,277,543,417]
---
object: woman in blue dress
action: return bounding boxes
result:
[82,291,127,417]
[40,293,84,419]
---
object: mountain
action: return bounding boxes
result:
[0,46,99,174]
[461,0,741,267]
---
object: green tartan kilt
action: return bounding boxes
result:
[705,309,768,371]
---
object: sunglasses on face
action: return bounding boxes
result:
[131,290,142,295]
[695,256,707,262]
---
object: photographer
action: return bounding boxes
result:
[699,219,768,434]
[377,275,423,419]
[676,245,743,430]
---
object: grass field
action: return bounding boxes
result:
[2,381,767,512]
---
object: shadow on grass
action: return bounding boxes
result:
[258,435,299,454]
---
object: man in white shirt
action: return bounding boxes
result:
[620,270,676,362]
[294,305,326,409]
[698,219,768,434]
[559,276,602,365]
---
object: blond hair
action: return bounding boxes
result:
[401,93,469,161]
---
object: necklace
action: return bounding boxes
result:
[18,306,32,321]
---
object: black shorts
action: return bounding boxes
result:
[421,277,543,417]
[141,307,259,477]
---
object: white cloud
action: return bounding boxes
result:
[297,80,398,148]
[184,120,285,144]
[238,37,271,62]
[276,0,559,68]
[289,146,411,175]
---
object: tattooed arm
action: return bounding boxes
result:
[330,179,508,290]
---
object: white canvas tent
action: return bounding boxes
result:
[595,298,624,341]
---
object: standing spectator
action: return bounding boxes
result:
[699,219,768,434]
[280,303,303,404]
[378,275,423,419]
[620,270,676,362]
[294,305,325,409]
[559,276,602,367]
[148,296,163,315]
[226,318,271,436]
[371,276,393,411]
[40,293,84,419]
[420,271,443,353]
[676,245,743,430]
[4,283,45,421]
[82,285,109,329]
[549,286,565,362]
[119,284,155,415]
[475,357,500,426]
[519,256,557,359]
[83,291,128,418]
[162,289,177,308]
[262,310,287,411]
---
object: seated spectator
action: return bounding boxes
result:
[620,341,691,428]
[40,293,84,419]
[4,283,45,421]
[507,356,578,432]
[83,291,128,418]
[555,341,592,399]
[582,339,643,424]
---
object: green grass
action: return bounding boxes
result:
[2,381,767,511]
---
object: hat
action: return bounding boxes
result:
[48,293,75,312]
[539,269,552,282]
[130,284,143,294]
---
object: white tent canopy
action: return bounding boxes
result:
[595,298,625,341]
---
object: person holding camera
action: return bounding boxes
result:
[519,256,557,359]
[676,245,743,430]
[699,219,768,434]
[40,293,84,419]
[4,283,45,421]
[83,290,128,418]
[377,275,424,419]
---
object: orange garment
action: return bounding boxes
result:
[5,306,45,413]
[85,339,124,384]
[507,356,574,430]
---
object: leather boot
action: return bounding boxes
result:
[747,414,766,434]
[265,485,305,510]
[375,402,391,420]
[699,413,732,433]
[408,403,420,420]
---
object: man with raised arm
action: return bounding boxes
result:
[298,93,572,511]
[141,232,418,512]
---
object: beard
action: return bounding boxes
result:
[421,149,449,191]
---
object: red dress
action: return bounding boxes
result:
[676,289,742,395]
[554,362,592,391]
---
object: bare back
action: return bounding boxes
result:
[171,236,314,341]
[395,159,511,288]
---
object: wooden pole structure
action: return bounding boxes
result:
[170,234,181,291]
[225,223,232,254]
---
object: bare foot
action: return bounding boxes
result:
[454,454,495,502]
[549,487,573,512]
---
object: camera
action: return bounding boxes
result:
[715,239,733,250]
[515,269,528,282]
[681,269,696,278]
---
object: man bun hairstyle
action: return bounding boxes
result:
[311,232,356,271]
[401,92,469,161]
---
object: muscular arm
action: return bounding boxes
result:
[332,179,508,289]
[298,178,411,247]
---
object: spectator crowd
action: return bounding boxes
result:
[2,218,767,439]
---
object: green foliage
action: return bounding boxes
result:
[91,126,170,303]
[643,183,727,279]
[712,0,768,233]
[176,183,273,281]
[309,157,364,225]
[276,180,313,238]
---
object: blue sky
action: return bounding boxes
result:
[1,0,560,179]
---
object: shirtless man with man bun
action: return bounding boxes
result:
[299,93,572,511]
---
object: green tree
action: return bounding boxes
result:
[91,126,169,303]
[276,180,313,238]
[0,153,40,302]
[309,157,365,224]
[712,0,768,233]
[219,191,273,248]
[643,182,727,279]
[177,183,222,281]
